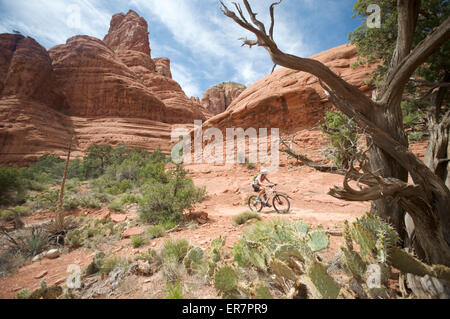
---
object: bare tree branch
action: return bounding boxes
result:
[220,0,378,116]
[269,1,283,40]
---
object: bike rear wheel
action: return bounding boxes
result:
[248,195,263,212]
[273,194,290,214]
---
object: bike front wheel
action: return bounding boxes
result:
[248,195,263,212]
[273,194,290,214]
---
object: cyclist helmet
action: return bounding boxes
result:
[261,169,269,175]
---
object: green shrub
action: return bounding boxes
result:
[131,235,145,248]
[108,201,124,212]
[147,225,166,239]
[161,239,191,263]
[166,281,184,299]
[408,131,424,142]
[17,289,31,299]
[31,190,59,211]
[63,193,102,211]
[20,227,49,257]
[319,110,359,168]
[139,165,206,224]
[0,166,22,204]
[246,162,256,170]
[120,194,139,205]
[233,211,261,225]
[105,179,133,195]
[65,178,80,191]
[0,209,14,221]
[99,256,129,275]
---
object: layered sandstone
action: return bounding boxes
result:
[103,10,207,123]
[0,34,66,111]
[49,35,167,121]
[154,58,172,78]
[201,82,246,115]
[202,44,373,133]
[0,10,209,164]
[103,10,151,56]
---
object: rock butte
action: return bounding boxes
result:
[202,44,373,134]
[201,82,246,115]
[0,10,373,165]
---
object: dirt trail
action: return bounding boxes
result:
[0,161,371,298]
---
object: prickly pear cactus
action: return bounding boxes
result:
[269,258,297,281]
[390,247,450,281]
[214,265,238,297]
[252,282,273,299]
[307,230,330,252]
[350,223,377,261]
[183,246,204,274]
[295,220,309,236]
[210,236,226,263]
[307,262,341,299]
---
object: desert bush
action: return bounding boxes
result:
[233,211,261,225]
[246,162,256,170]
[65,178,81,191]
[140,161,168,184]
[1,206,31,220]
[161,238,191,264]
[0,210,14,221]
[319,110,359,169]
[63,193,102,211]
[31,190,59,211]
[100,256,129,275]
[120,194,139,205]
[139,165,206,224]
[108,201,124,212]
[19,227,49,257]
[131,235,145,248]
[0,166,23,204]
[16,289,31,299]
[166,281,184,299]
[147,225,166,239]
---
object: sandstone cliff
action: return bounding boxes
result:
[202,44,373,133]
[201,82,246,115]
[0,10,207,164]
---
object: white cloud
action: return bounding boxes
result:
[0,0,314,96]
[129,0,312,94]
[0,0,111,46]
[171,62,201,97]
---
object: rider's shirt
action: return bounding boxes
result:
[254,174,266,186]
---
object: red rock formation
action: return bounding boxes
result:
[103,10,151,56]
[202,44,373,133]
[0,10,209,164]
[102,10,207,123]
[49,35,167,121]
[0,34,66,111]
[201,82,246,115]
[154,57,172,78]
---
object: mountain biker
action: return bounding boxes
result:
[252,169,275,207]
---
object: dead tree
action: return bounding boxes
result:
[54,136,74,232]
[220,0,450,268]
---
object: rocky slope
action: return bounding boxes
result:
[202,44,373,133]
[201,82,246,115]
[0,10,208,164]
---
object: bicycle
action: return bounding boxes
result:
[248,184,291,214]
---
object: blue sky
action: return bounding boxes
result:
[0,0,363,97]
